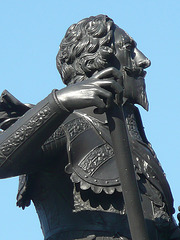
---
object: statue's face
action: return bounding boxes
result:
[113,26,151,110]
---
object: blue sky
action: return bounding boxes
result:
[0,1,180,239]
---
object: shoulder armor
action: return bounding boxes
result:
[62,112,140,195]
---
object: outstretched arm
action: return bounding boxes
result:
[0,67,122,178]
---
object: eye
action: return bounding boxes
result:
[124,43,132,51]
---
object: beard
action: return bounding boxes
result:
[133,76,149,111]
[122,69,149,111]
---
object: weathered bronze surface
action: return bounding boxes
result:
[0,15,180,240]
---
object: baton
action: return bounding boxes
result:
[106,101,150,240]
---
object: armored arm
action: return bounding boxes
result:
[0,90,70,178]
[0,67,122,178]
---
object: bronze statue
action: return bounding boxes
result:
[0,15,179,240]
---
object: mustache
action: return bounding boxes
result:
[123,66,146,78]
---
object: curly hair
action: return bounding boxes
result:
[56,15,115,85]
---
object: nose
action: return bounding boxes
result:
[134,48,151,69]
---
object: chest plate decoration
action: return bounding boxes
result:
[63,114,136,194]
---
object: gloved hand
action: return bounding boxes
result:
[56,67,123,113]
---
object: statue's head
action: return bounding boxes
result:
[56,15,151,110]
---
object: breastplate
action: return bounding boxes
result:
[62,108,174,215]
[63,113,122,195]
